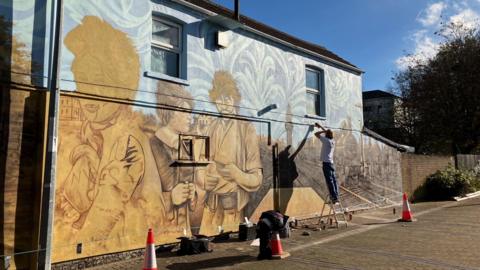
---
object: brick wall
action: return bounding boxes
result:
[401,154,454,199]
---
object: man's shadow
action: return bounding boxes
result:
[274,126,313,214]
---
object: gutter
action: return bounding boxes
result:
[362,127,415,153]
[172,0,364,75]
[241,24,363,75]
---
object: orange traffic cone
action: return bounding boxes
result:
[143,228,158,270]
[270,232,290,259]
[398,193,414,222]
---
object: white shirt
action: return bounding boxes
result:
[319,135,335,163]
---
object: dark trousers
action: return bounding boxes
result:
[322,162,339,201]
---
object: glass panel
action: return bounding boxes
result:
[306,92,321,115]
[151,47,179,77]
[152,20,179,48]
[306,69,319,90]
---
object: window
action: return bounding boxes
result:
[306,68,325,117]
[151,18,181,78]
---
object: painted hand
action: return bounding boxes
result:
[100,135,145,201]
[58,194,81,223]
[205,174,220,191]
[172,183,195,205]
[217,164,243,182]
[195,115,213,135]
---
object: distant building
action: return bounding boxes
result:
[363,90,401,136]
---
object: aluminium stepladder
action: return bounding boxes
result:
[318,195,348,229]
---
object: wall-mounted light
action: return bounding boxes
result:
[257,104,278,117]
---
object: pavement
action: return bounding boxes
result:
[91,197,480,270]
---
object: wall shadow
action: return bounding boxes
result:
[0,3,13,268]
[14,92,45,268]
[274,126,312,213]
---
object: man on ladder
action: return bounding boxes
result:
[314,123,339,204]
[314,123,348,228]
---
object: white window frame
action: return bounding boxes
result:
[305,67,325,117]
[151,17,182,78]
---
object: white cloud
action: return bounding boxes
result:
[418,2,446,26]
[449,8,480,29]
[396,0,480,70]
[396,31,440,69]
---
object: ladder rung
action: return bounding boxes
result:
[318,196,348,228]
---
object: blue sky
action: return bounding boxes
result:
[213,0,480,91]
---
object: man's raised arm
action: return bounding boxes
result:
[314,123,326,138]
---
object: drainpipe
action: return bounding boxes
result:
[361,132,366,180]
[37,0,63,268]
[234,0,240,21]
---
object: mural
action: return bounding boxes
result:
[0,0,402,264]
[53,16,267,261]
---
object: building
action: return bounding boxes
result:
[363,90,402,139]
[1,0,404,268]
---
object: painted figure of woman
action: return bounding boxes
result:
[55,16,145,250]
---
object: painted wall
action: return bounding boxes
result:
[1,0,403,265]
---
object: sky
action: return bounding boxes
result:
[213,0,480,91]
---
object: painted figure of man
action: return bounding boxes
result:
[200,71,263,235]
[149,82,197,233]
[314,122,339,203]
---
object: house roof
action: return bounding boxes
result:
[181,0,360,73]
[362,90,399,99]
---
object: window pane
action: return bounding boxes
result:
[151,47,179,77]
[306,92,320,115]
[152,20,179,48]
[306,69,319,90]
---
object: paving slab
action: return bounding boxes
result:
[89,197,480,270]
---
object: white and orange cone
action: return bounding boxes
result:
[143,228,158,270]
[270,232,290,259]
[398,193,414,222]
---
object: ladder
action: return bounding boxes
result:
[318,195,348,229]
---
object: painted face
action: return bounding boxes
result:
[169,101,192,134]
[65,16,139,124]
[73,52,123,124]
[215,96,236,115]
[78,99,122,124]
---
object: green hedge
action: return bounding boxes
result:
[413,166,478,202]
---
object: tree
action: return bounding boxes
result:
[0,15,33,83]
[394,22,480,155]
